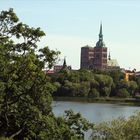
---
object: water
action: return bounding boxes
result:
[53,101,140,123]
[53,101,140,139]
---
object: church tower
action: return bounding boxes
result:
[93,23,107,70]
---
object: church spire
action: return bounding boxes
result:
[96,22,105,47]
[99,22,103,41]
[108,52,111,60]
[63,57,67,67]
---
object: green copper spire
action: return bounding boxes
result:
[96,22,105,47]
[99,23,103,41]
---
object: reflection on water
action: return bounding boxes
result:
[53,101,140,123]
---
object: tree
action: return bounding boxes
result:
[128,81,138,96]
[117,88,130,98]
[88,88,99,98]
[0,9,91,140]
[94,74,113,97]
[0,8,59,139]
[64,110,93,139]
[109,70,125,83]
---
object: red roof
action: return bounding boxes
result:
[47,70,55,74]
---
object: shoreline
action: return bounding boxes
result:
[53,96,140,106]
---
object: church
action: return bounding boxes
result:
[80,24,119,70]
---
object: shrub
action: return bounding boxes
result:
[117,88,130,98]
[88,88,99,98]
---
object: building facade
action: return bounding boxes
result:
[107,52,120,71]
[54,58,71,73]
[80,45,94,69]
[80,24,108,70]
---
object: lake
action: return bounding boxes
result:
[53,101,140,139]
[53,101,140,123]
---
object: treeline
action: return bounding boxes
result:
[51,69,140,98]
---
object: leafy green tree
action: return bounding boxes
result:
[115,80,137,98]
[117,80,129,89]
[56,80,90,97]
[128,81,138,96]
[0,8,60,139]
[79,69,92,82]
[133,77,140,94]
[109,70,125,83]
[88,88,99,98]
[64,110,93,139]
[0,8,91,140]
[78,82,90,97]
[68,71,80,83]
[94,74,113,97]
[117,88,130,98]
[53,70,70,84]
[90,79,99,89]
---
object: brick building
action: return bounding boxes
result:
[80,24,108,70]
[80,46,94,69]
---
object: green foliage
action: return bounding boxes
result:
[39,47,60,69]
[133,77,140,94]
[0,8,59,139]
[0,8,92,140]
[64,110,94,139]
[114,80,138,98]
[117,88,130,98]
[108,70,125,83]
[56,80,90,97]
[117,80,129,89]
[53,70,114,97]
[52,66,140,98]
[88,88,99,98]
[0,137,12,140]
[94,74,113,96]
[79,69,92,82]
[128,81,138,96]
[91,112,140,140]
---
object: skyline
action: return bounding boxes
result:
[1,0,140,70]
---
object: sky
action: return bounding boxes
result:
[1,0,140,70]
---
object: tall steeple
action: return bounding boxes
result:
[96,22,105,47]
[108,52,111,60]
[99,22,103,41]
[62,57,67,68]
[94,23,107,70]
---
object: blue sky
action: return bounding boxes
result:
[1,0,140,70]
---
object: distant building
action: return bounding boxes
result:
[107,52,120,70]
[80,45,94,69]
[54,58,71,73]
[93,24,107,70]
[135,71,140,77]
[47,58,71,75]
[124,70,135,81]
[47,70,55,74]
[80,24,119,71]
[54,65,63,73]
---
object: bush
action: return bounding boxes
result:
[92,112,140,140]
[117,88,130,98]
[88,88,99,98]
